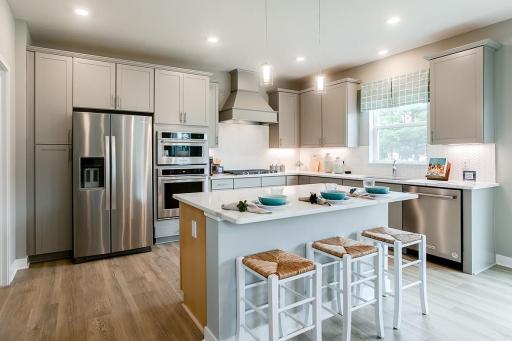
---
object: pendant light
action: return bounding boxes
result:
[260,0,273,86]
[315,0,325,94]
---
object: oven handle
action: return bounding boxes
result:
[159,140,207,145]
[159,177,208,183]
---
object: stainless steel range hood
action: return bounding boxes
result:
[219,69,277,124]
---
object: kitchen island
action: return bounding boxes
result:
[174,184,417,341]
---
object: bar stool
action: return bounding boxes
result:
[236,249,322,341]
[359,227,429,330]
[306,236,384,341]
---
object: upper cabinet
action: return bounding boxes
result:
[208,83,219,148]
[116,64,154,112]
[35,52,73,145]
[299,79,360,148]
[73,58,154,112]
[73,58,116,110]
[154,70,209,126]
[300,90,323,147]
[427,40,499,144]
[268,89,300,148]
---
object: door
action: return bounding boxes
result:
[183,74,209,126]
[208,83,219,147]
[110,114,153,253]
[278,92,299,147]
[73,58,116,110]
[322,83,347,147]
[116,64,154,112]
[300,90,322,147]
[35,145,72,254]
[155,69,182,124]
[430,47,484,144]
[73,112,111,258]
[35,52,72,144]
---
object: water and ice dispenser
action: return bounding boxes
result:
[80,157,105,189]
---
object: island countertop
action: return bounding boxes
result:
[174,183,418,224]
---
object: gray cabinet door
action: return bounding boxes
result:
[233,177,262,189]
[376,182,403,229]
[116,64,154,112]
[300,90,322,147]
[35,52,72,144]
[208,83,219,148]
[183,74,209,126]
[35,145,72,254]
[155,69,182,124]
[310,176,343,185]
[343,179,363,188]
[73,58,116,110]
[270,91,299,148]
[298,176,310,185]
[286,176,299,186]
[430,47,484,144]
[262,176,286,187]
[322,83,347,147]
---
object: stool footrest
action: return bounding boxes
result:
[402,259,421,269]
[279,296,315,313]
[242,297,268,321]
[351,274,377,287]
[280,325,315,341]
[403,280,422,290]
[352,298,378,312]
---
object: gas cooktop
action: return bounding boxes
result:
[224,169,278,175]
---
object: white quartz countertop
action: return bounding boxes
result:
[210,171,499,190]
[174,184,418,224]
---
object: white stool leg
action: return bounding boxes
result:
[305,243,314,323]
[335,260,343,314]
[419,235,429,315]
[268,274,280,341]
[312,264,323,341]
[382,243,389,296]
[393,241,403,330]
[342,255,352,341]
[374,247,384,338]
[236,257,245,341]
[279,286,285,337]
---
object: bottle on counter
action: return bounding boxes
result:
[334,157,345,174]
[323,153,334,173]
[279,164,285,172]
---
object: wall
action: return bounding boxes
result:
[14,20,30,259]
[0,0,16,285]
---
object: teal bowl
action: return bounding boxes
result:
[258,195,288,206]
[320,190,347,200]
[365,186,390,194]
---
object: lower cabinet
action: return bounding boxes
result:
[234,177,262,189]
[262,176,286,187]
[286,176,299,186]
[310,176,343,185]
[376,182,403,230]
[342,179,363,187]
[298,176,310,185]
[35,145,72,254]
[211,178,234,191]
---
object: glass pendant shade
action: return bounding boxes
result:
[260,63,273,86]
[315,74,326,94]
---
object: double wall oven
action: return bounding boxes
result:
[156,131,208,221]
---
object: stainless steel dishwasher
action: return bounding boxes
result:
[402,185,462,263]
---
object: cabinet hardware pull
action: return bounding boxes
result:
[118,96,121,109]
[280,138,283,146]
[111,136,117,210]
[408,192,457,200]
[430,130,434,142]
[68,130,71,144]
[105,136,111,211]
[179,112,183,123]
[216,136,218,145]
[111,95,114,108]
[184,112,187,123]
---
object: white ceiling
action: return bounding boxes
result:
[9,0,512,79]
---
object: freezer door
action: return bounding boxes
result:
[73,112,111,258]
[110,114,153,252]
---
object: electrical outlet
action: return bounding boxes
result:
[191,220,197,239]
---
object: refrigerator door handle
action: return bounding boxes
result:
[105,136,111,211]
[111,135,117,210]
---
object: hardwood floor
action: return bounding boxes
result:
[1,243,511,341]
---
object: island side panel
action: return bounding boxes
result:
[206,203,388,341]
[179,203,207,331]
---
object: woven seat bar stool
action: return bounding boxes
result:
[236,249,322,341]
[306,236,384,341]
[359,227,429,330]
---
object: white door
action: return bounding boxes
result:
[300,90,322,147]
[154,69,182,124]
[116,64,154,112]
[73,58,116,110]
[35,52,73,144]
[183,74,209,126]
[322,83,347,147]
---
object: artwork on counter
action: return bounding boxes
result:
[463,170,477,181]
[425,157,451,181]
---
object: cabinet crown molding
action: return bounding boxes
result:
[425,39,501,60]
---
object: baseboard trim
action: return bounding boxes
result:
[9,257,28,283]
[496,254,512,269]
[203,326,218,341]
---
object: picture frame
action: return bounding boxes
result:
[426,157,451,181]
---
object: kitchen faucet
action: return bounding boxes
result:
[392,160,397,178]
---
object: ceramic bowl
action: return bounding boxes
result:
[320,190,347,200]
[258,194,288,206]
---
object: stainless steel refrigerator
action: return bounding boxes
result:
[73,111,153,260]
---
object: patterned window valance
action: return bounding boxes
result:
[360,69,430,112]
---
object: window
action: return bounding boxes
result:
[369,102,428,164]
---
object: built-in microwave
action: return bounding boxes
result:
[156,131,208,165]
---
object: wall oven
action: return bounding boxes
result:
[157,131,208,165]
[157,166,208,220]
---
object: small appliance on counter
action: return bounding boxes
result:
[210,158,224,175]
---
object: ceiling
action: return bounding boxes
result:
[9,0,512,79]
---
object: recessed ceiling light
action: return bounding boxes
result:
[386,16,401,25]
[74,8,89,16]
[296,56,305,62]
[378,49,389,56]
[207,36,219,44]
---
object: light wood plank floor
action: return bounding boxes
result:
[1,243,511,341]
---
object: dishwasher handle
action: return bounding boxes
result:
[410,192,458,200]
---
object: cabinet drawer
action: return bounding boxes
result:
[298,176,310,185]
[262,176,286,187]
[343,179,363,187]
[310,176,343,185]
[211,179,234,191]
[286,176,299,186]
[234,177,262,189]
